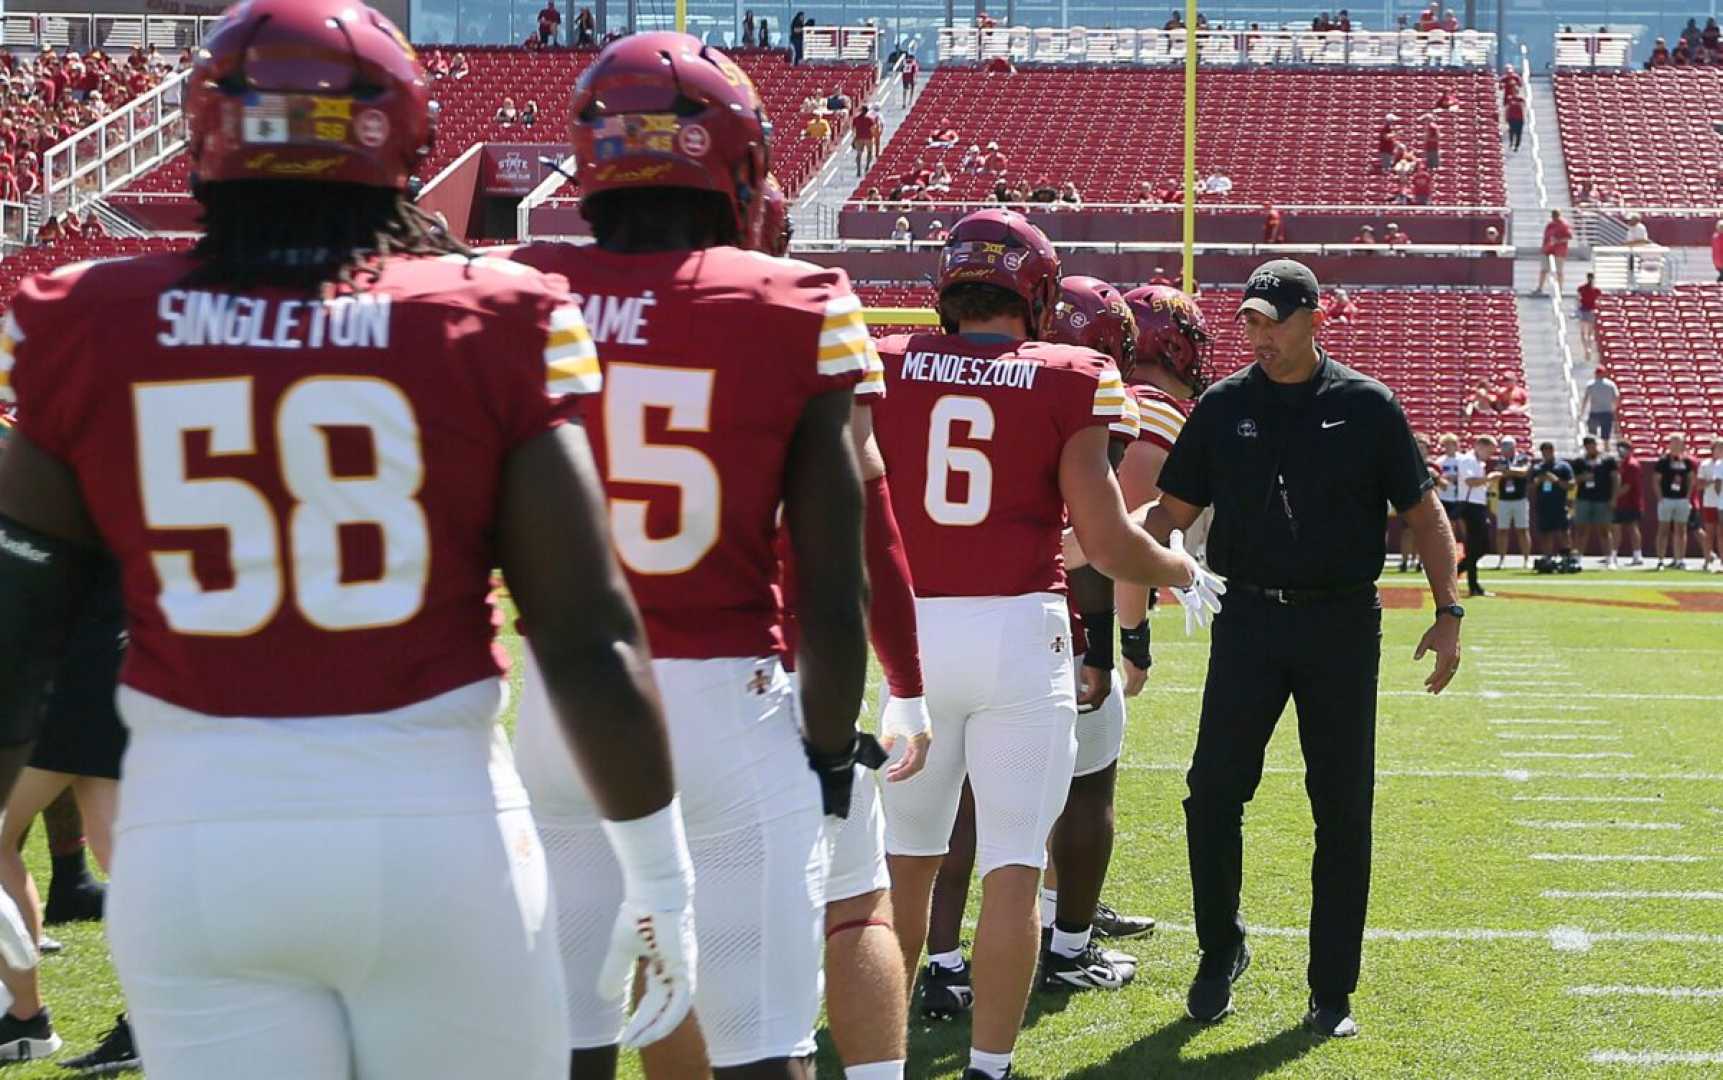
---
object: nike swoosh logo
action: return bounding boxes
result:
[1321,419,1347,429]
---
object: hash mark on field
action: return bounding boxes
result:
[1570,986,1723,999]
[1531,853,1704,863]
[1544,890,1723,902]
[1515,795,1664,804]
[1495,733,1624,742]
[1501,751,1636,760]
[1513,820,1683,831]
[1587,1051,1723,1065]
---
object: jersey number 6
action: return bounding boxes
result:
[135,377,429,637]
[925,394,996,527]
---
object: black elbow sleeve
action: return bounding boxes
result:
[0,514,94,747]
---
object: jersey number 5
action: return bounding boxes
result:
[925,395,995,526]
[603,363,720,575]
[135,377,429,637]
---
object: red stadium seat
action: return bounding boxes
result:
[1596,285,1723,445]
[1555,70,1723,208]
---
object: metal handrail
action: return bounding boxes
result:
[936,26,1495,68]
[1,12,221,53]
[39,67,192,223]
[794,238,1514,257]
[838,198,1510,216]
[1519,43,1584,430]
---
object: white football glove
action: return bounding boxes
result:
[879,694,932,782]
[0,888,36,971]
[1169,529,1226,635]
[598,798,697,1049]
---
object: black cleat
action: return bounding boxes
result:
[961,1070,1011,1079]
[1040,939,1138,992]
[1304,994,1359,1039]
[0,1008,62,1062]
[1186,936,1251,1023]
[919,960,974,1020]
[60,1014,139,1074]
[1092,901,1155,939]
[43,879,105,926]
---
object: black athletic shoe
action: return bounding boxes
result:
[961,1070,1011,1079]
[1304,994,1360,1039]
[60,1015,139,1074]
[0,1008,62,1062]
[43,879,105,926]
[1185,937,1251,1023]
[1092,901,1155,939]
[919,960,974,1020]
[1041,939,1138,992]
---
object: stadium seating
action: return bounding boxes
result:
[0,235,191,316]
[853,283,1529,439]
[859,67,1505,208]
[124,48,872,199]
[1595,284,1723,447]
[1553,69,1723,208]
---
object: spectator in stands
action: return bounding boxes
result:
[61,212,82,239]
[984,55,1015,75]
[1409,166,1435,205]
[1441,10,1460,32]
[790,11,807,62]
[1313,12,1333,31]
[537,1,562,45]
[960,143,984,173]
[1424,121,1441,169]
[1484,224,1502,250]
[1535,209,1573,294]
[1321,287,1359,323]
[803,110,831,144]
[1574,175,1598,203]
[1383,221,1411,247]
[1028,177,1058,204]
[900,52,918,106]
[494,97,519,126]
[1531,441,1575,560]
[983,141,1008,174]
[520,100,540,128]
[1149,267,1174,286]
[450,53,471,80]
[1673,38,1694,64]
[1490,436,1533,568]
[928,219,949,242]
[426,51,450,79]
[1058,181,1083,208]
[1464,378,1496,417]
[928,161,953,192]
[574,7,595,46]
[826,88,852,114]
[1416,7,1439,31]
[1706,17,1722,51]
[1337,10,1353,32]
[1377,119,1398,170]
[1654,434,1699,569]
[1575,273,1602,357]
[1197,172,1233,196]
[1262,203,1286,243]
[1351,224,1377,244]
[927,121,959,148]
[742,10,756,46]
[890,215,914,246]
[1163,12,1185,30]
[759,18,772,47]
[854,109,879,176]
[1712,219,1723,282]
[1701,436,1723,572]
[861,185,885,208]
[1647,37,1670,66]
[1503,91,1525,152]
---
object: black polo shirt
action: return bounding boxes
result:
[1159,350,1434,589]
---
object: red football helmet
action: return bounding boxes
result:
[187,0,433,190]
[570,32,770,242]
[936,209,1061,339]
[1122,285,1212,396]
[755,174,791,257]
[1049,276,1138,378]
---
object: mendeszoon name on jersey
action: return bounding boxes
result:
[900,351,1041,390]
[155,290,392,350]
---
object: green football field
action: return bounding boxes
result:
[15,571,1723,1078]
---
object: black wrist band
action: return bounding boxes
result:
[1120,619,1152,670]
[1081,609,1115,670]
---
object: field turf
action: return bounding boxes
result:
[14,571,1723,1078]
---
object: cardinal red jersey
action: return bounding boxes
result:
[2,253,595,719]
[872,333,1123,598]
[1130,383,1192,452]
[504,243,870,660]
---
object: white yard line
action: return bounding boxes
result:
[1515,795,1665,803]
[1513,820,1683,831]
[1490,719,1616,726]
[1532,853,1705,863]
[1570,986,1723,999]
[1500,751,1636,760]
[1587,1051,1723,1065]
[1494,733,1624,741]
[1118,764,1723,782]
[1152,922,1723,951]
[1544,890,1723,901]
[1131,687,1723,700]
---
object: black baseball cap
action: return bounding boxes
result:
[1237,259,1321,322]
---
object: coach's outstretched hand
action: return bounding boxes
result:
[0,889,37,971]
[1169,530,1226,634]
[599,798,698,1048]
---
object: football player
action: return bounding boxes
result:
[0,4,695,1077]
[503,34,875,1080]
[870,210,1222,1080]
[757,173,793,258]
[1115,284,1216,685]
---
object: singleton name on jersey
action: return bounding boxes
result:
[900,350,1041,390]
[156,291,393,350]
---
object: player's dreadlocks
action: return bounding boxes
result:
[583,188,740,252]
[186,180,471,292]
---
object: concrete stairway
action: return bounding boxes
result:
[791,57,918,243]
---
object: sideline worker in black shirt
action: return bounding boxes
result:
[1145,260,1463,1039]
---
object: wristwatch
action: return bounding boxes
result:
[1436,603,1466,620]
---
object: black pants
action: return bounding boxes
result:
[1185,590,1381,997]
[1458,502,1491,592]
[1507,121,1523,151]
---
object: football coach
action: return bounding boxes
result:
[1143,260,1463,1039]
